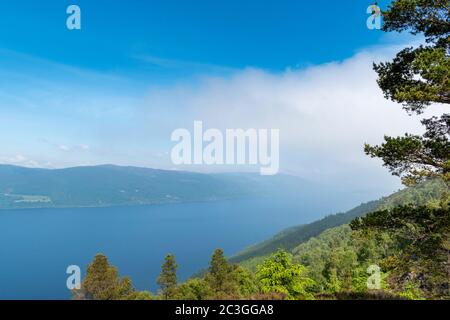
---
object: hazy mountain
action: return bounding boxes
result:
[0,164,327,209]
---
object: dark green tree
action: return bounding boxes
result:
[232,265,260,297]
[365,115,450,186]
[175,278,213,300]
[366,0,449,186]
[75,253,135,300]
[157,254,178,300]
[205,249,237,297]
[360,0,449,298]
[351,205,450,298]
[373,0,449,113]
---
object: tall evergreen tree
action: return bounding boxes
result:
[205,249,240,297]
[157,254,178,300]
[356,0,449,298]
[373,0,449,113]
[75,253,134,300]
[366,0,449,186]
[207,249,229,291]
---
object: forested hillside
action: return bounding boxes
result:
[232,179,448,265]
[230,200,381,263]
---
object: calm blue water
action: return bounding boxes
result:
[0,196,356,300]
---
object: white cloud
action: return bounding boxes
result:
[79,144,90,151]
[137,43,445,194]
[0,154,41,168]
[56,144,91,152]
[58,144,70,152]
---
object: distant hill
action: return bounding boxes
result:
[231,179,448,264]
[0,164,325,209]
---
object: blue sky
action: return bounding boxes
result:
[1,0,435,199]
[0,0,392,74]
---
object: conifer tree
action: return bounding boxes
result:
[157,254,178,300]
[356,0,449,298]
[366,0,449,186]
[76,253,135,300]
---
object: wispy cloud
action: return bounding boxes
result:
[0,154,44,168]
[56,143,90,153]
[134,54,236,74]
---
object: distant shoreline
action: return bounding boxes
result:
[0,194,269,212]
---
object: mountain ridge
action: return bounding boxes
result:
[0,164,323,210]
